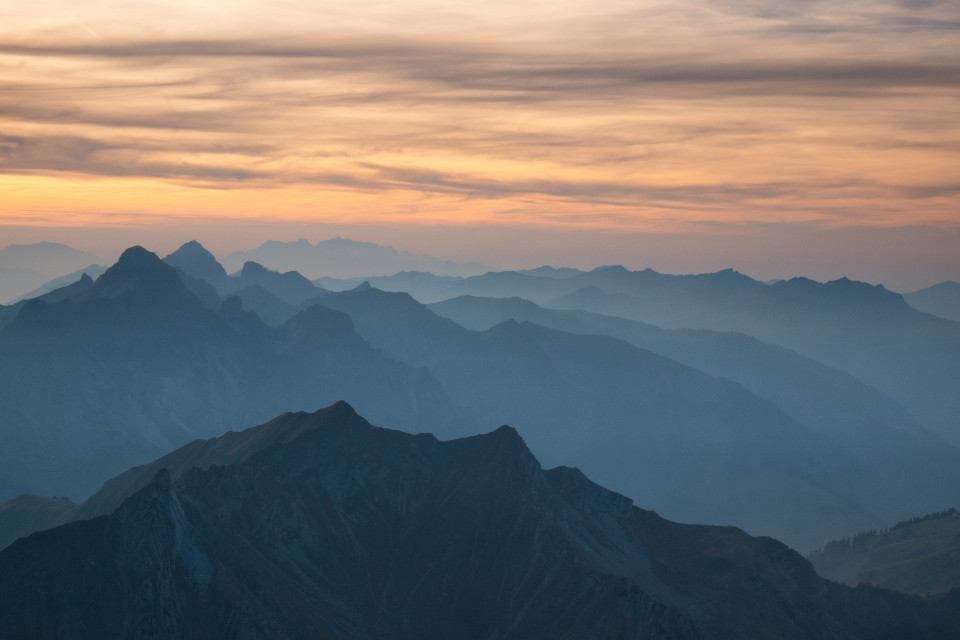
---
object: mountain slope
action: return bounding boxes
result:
[315,288,886,551]
[0,242,102,303]
[810,509,960,596]
[427,294,960,531]
[1,402,957,639]
[905,281,960,322]
[358,265,960,445]
[0,247,468,503]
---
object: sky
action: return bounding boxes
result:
[1,0,958,288]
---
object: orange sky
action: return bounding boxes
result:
[1,0,958,283]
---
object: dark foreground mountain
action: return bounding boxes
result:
[1,402,957,640]
[809,508,960,597]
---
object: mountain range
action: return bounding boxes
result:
[313,266,960,447]
[222,237,495,279]
[905,280,960,322]
[0,246,465,502]
[2,242,958,554]
[1,402,957,639]
[0,242,103,304]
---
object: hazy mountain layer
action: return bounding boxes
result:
[427,294,960,532]
[0,247,466,502]
[905,281,960,322]
[0,242,102,304]
[2,403,957,640]
[315,288,892,551]
[331,266,960,445]
[223,237,494,279]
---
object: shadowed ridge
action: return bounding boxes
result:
[72,402,369,522]
[238,261,322,305]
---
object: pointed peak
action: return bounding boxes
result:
[351,281,372,291]
[319,400,360,420]
[490,424,523,441]
[116,246,162,268]
[167,240,211,256]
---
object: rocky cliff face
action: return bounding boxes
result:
[1,402,957,639]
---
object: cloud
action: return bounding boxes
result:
[0,0,957,231]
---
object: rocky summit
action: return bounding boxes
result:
[0,402,957,639]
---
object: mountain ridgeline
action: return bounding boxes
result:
[0,246,466,501]
[1,242,959,556]
[314,264,960,447]
[1,403,957,639]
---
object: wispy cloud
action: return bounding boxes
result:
[0,0,957,231]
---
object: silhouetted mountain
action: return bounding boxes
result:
[0,247,467,503]
[238,260,326,305]
[315,287,889,551]
[163,240,237,294]
[516,265,585,278]
[223,237,494,279]
[7,264,106,304]
[905,281,960,322]
[810,508,960,596]
[354,265,960,445]
[0,495,77,552]
[1,403,957,639]
[232,284,299,326]
[427,294,960,532]
[0,241,102,303]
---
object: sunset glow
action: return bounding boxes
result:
[1,0,958,282]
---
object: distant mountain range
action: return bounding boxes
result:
[315,266,960,447]
[0,242,103,304]
[222,237,495,279]
[0,242,960,550]
[3,241,959,554]
[905,281,960,322]
[0,246,466,501]
[1,402,957,639]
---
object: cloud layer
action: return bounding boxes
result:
[0,0,958,233]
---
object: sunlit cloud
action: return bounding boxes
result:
[0,0,957,235]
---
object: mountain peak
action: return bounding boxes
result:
[593,264,629,274]
[164,241,228,284]
[115,245,162,269]
[241,261,269,276]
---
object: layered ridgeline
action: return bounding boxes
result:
[314,265,960,446]
[0,246,466,502]
[3,242,959,553]
[221,237,494,279]
[312,286,960,551]
[1,403,957,640]
[0,242,102,304]
[905,281,960,323]
[425,294,960,539]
